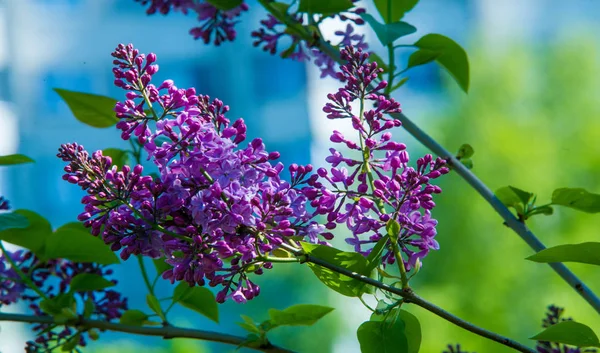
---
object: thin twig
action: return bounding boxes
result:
[0,312,296,353]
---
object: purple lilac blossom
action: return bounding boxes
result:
[312,46,448,271]
[251,4,367,79]
[0,249,26,305]
[22,257,127,352]
[59,44,328,303]
[535,305,597,353]
[134,0,248,45]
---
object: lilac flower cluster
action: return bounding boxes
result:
[536,305,597,353]
[313,47,448,271]
[251,3,368,79]
[0,249,26,305]
[59,44,328,303]
[0,248,126,351]
[23,259,127,352]
[134,0,248,45]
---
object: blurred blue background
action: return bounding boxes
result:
[2,0,600,352]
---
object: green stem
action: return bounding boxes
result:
[137,255,168,324]
[391,242,409,289]
[0,312,295,353]
[0,242,47,300]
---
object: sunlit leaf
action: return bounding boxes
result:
[373,0,419,23]
[53,88,118,128]
[414,34,469,92]
[361,14,416,46]
[552,188,600,213]
[530,321,600,347]
[527,242,600,266]
[173,282,219,323]
[0,210,51,256]
[268,304,334,327]
[0,154,34,165]
[45,227,119,265]
[102,148,130,169]
[357,318,409,353]
[300,242,370,297]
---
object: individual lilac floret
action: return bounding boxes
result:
[0,249,26,305]
[59,44,330,303]
[134,0,248,45]
[310,46,448,271]
[535,305,597,353]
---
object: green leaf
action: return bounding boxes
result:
[53,88,118,128]
[45,227,120,265]
[268,304,334,327]
[120,309,154,326]
[153,257,172,276]
[300,242,370,297]
[0,154,34,166]
[0,210,51,256]
[530,321,600,347]
[298,0,353,14]
[102,148,130,169]
[373,0,419,23]
[369,52,389,74]
[146,294,166,321]
[456,143,474,159]
[366,235,389,273]
[69,273,115,292]
[0,212,30,231]
[357,319,409,353]
[83,298,95,318]
[526,242,600,266]
[406,49,441,70]
[414,34,469,92]
[386,219,401,243]
[40,294,75,316]
[270,2,290,14]
[237,315,261,334]
[61,333,81,352]
[399,310,421,353]
[552,188,600,213]
[495,186,534,215]
[204,0,242,11]
[360,14,416,46]
[173,282,219,323]
[528,205,554,217]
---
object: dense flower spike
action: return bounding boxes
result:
[313,46,448,270]
[535,305,597,353]
[59,44,328,303]
[134,0,248,45]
